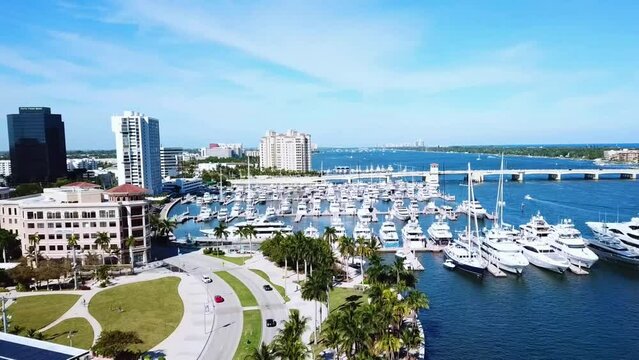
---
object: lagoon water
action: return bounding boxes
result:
[167,150,639,359]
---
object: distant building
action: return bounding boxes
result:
[160,147,183,177]
[6,107,67,183]
[111,111,162,195]
[67,158,98,171]
[259,130,312,171]
[604,149,639,163]
[0,160,11,177]
[162,177,203,194]
[199,143,243,158]
[0,183,151,264]
[245,150,260,158]
[0,187,12,200]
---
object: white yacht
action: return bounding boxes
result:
[296,202,308,216]
[519,211,553,240]
[455,200,489,219]
[357,200,375,222]
[378,217,400,246]
[256,192,267,204]
[352,221,372,241]
[265,206,276,219]
[548,219,598,268]
[280,199,292,214]
[391,200,411,221]
[402,217,427,248]
[304,224,320,238]
[427,215,453,246]
[517,236,571,273]
[229,202,241,221]
[344,201,357,216]
[311,197,322,216]
[423,201,437,214]
[409,199,420,217]
[202,192,213,204]
[244,203,256,221]
[586,227,639,267]
[330,216,347,238]
[444,164,488,277]
[195,206,215,222]
[219,216,293,240]
[217,206,228,222]
[586,216,639,250]
[329,201,341,215]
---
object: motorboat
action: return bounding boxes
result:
[311,197,322,216]
[280,199,292,214]
[586,217,639,250]
[217,206,228,222]
[218,216,293,240]
[409,199,420,217]
[195,206,215,222]
[427,215,452,246]
[344,202,357,216]
[304,224,320,238]
[517,236,570,273]
[357,200,375,222]
[265,206,276,219]
[202,192,213,204]
[443,259,456,269]
[586,227,639,267]
[329,201,341,215]
[403,217,427,248]
[455,200,489,219]
[296,202,308,216]
[423,201,437,215]
[244,203,256,221]
[378,217,400,246]
[330,216,347,238]
[520,211,552,240]
[390,199,411,221]
[548,219,598,268]
[352,221,372,241]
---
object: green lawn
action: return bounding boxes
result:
[43,317,94,350]
[214,271,258,307]
[7,294,80,332]
[207,253,251,265]
[89,277,183,352]
[234,310,262,360]
[328,287,367,314]
[249,269,290,302]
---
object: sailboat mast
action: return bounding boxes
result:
[467,163,472,249]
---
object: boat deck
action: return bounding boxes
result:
[487,263,507,277]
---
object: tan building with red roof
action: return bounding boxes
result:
[0,183,151,264]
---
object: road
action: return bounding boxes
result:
[164,252,288,359]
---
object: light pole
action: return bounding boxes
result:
[2,295,16,333]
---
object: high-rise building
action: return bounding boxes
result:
[160,147,183,177]
[0,160,11,177]
[6,107,67,183]
[111,111,162,195]
[259,130,312,171]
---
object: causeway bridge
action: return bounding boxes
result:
[231,167,639,185]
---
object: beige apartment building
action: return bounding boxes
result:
[0,182,151,265]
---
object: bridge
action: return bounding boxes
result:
[230,167,639,185]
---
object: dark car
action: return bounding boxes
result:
[263,284,273,291]
[266,319,277,327]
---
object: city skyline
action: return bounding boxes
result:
[1,1,638,150]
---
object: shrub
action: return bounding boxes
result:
[0,287,8,292]
[15,283,28,292]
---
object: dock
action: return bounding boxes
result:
[487,263,507,277]
[569,265,589,275]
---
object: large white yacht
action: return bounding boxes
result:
[311,197,322,216]
[548,219,598,268]
[304,224,320,238]
[357,200,375,222]
[427,215,453,246]
[516,235,570,273]
[244,203,256,221]
[586,225,639,267]
[195,206,215,222]
[586,216,639,250]
[329,201,341,215]
[402,217,427,249]
[280,199,292,214]
[207,216,293,240]
[202,192,214,204]
[330,216,347,238]
[391,199,411,221]
[455,200,489,219]
[352,221,372,241]
[344,201,357,216]
[378,218,399,246]
[519,211,553,240]
[229,202,241,220]
[444,164,488,277]
[217,206,228,222]
[296,202,308,216]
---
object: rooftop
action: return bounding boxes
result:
[106,183,148,195]
[0,332,89,360]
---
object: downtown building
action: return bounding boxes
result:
[111,111,162,195]
[160,147,183,178]
[0,182,151,264]
[259,130,312,172]
[6,107,67,184]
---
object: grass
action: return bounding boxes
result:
[328,287,368,313]
[214,271,258,307]
[43,317,94,350]
[233,310,262,360]
[89,277,183,352]
[207,253,251,265]
[249,269,290,302]
[7,294,80,332]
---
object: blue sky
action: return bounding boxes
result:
[1,0,638,150]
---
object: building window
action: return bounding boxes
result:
[57,245,64,250]
[73,222,79,228]
[99,210,107,218]
[100,222,107,227]
[108,210,116,218]
[65,222,72,228]
[83,245,90,250]
[37,223,44,229]
[92,245,98,250]
[49,245,55,251]
[48,223,54,228]
[48,234,55,240]
[83,234,90,239]
[90,222,97,227]
[109,221,117,227]
[27,223,35,229]
[36,211,43,219]
[27,212,34,219]
[39,246,46,251]
[55,223,62,228]
[110,233,117,238]
[56,234,63,239]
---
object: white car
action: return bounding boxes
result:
[202,275,212,283]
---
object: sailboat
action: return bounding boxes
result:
[443,163,488,277]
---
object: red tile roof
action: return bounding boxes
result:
[106,184,148,194]
[63,182,101,189]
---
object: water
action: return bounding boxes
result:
[168,149,639,359]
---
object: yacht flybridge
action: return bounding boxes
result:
[548,219,598,268]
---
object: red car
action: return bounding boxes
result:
[214,295,225,303]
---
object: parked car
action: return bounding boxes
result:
[214,295,225,303]
[266,319,277,327]
[202,275,212,283]
[263,284,273,291]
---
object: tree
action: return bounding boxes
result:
[243,224,257,253]
[91,330,143,359]
[67,234,79,290]
[244,343,275,360]
[0,229,21,262]
[213,223,230,240]
[323,226,338,247]
[158,218,177,238]
[125,236,137,274]
[301,269,331,345]
[96,265,110,283]
[28,233,41,268]
[95,232,111,265]
[8,264,35,289]
[149,213,161,240]
[272,309,309,360]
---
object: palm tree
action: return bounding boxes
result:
[158,218,177,238]
[375,332,402,359]
[404,289,430,322]
[125,236,137,274]
[400,325,422,357]
[0,229,17,263]
[272,309,309,360]
[213,223,230,240]
[149,213,161,239]
[391,256,406,286]
[243,224,257,253]
[323,226,338,247]
[28,233,41,267]
[67,234,79,290]
[301,270,330,345]
[244,343,274,360]
[338,236,355,280]
[95,232,111,265]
